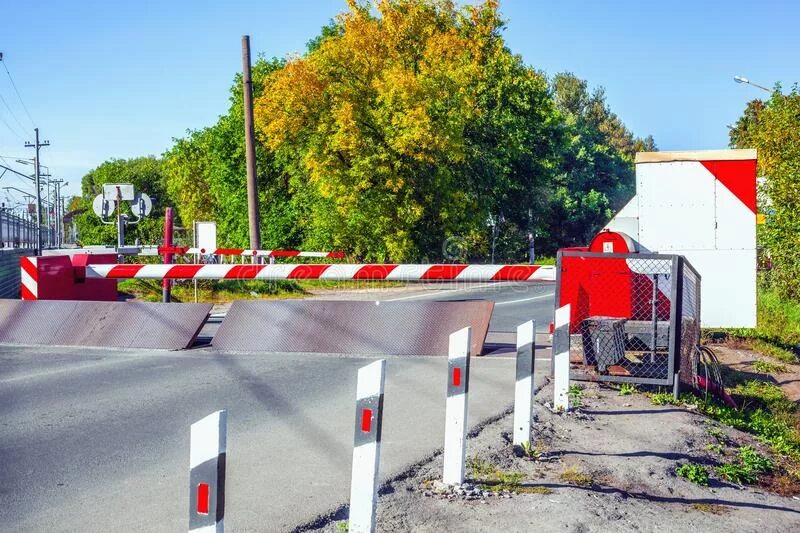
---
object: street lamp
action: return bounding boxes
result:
[734,75,771,94]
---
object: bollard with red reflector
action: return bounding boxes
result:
[189,410,227,533]
[348,359,386,533]
[513,320,535,446]
[443,326,471,485]
[553,305,571,411]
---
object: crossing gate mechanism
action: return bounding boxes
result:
[555,250,701,387]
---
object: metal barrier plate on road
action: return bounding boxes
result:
[212,300,494,356]
[0,299,212,350]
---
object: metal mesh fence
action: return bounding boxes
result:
[556,251,701,387]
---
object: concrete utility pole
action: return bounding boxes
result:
[52,179,64,247]
[24,128,49,253]
[241,35,261,251]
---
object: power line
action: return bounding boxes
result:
[0,110,25,141]
[0,53,36,128]
[0,88,28,136]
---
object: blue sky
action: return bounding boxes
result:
[0,0,797,202]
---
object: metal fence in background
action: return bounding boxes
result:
[0,248,34,299]
[556,251,701,387]
[0,210,39,249]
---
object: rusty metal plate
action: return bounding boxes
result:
[0,299,212,350]
[212,300,494,356]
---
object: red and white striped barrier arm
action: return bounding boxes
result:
[84,264,557,282]
[189,410,226,533]
[443,327,471,485]
[158,246,345,258]
[20,256,38,300]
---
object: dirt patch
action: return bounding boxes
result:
[311,382,800,532]
[712,344,800,402]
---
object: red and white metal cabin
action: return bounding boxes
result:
[589,149,757,328]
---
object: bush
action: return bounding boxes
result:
[677,463,710,485]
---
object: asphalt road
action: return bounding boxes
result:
[1,282,555,532]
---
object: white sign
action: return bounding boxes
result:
[194,221,217,253]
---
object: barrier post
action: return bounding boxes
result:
[189,410,227,533]
[162,207,173,303]
[553,304,571,411]
[443,326,471,485]
[513,320,535,446]
[348,359,386,533]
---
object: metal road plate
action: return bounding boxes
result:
[0,299,212,350]
[212,300,494,356]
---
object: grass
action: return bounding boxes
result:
[676,463,710,486]
[618,383,637,396]
[648,392,681,406]
[118,278,407,303]
[568,384,584,408]
[752,359,788,374]
[559,465,593,486]
[466,456,552,493]
[681,385,800,462]
[690,503,731,514]
[705,443,725,455]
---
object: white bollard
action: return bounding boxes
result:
[348,359,386,533]
[513,320,535,446]
[553,304,571,411]
[189,410,227,533]
[443,326,471,485]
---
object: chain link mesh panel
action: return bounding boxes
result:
[557,251,700,386]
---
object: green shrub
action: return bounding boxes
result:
[677,463,710,485]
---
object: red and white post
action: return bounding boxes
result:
[19,256,38,300]
[443,327,471,485]
[553,305,571,411]
[348,359,386,533]
[513,320,535,446]
[189,410,227,533]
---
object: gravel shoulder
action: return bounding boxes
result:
[311,381,800,532]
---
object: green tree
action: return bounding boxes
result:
[74,157,168,246]
[544,72,654,250]
[730,85,800,300]
[255,0,565,261]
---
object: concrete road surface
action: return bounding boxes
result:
[1,282,555,531]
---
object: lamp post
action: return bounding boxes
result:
[734,75,771,94]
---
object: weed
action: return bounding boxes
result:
[752,360,789,374]
[690,503,731,514]
[706,425,729,444]
[467,456,524,485]
[678,388,800,462]
[518,441,543,461]
[649,392,681,406]
[568,384,584,408]
[336,520,348,532]
[618,383,637,396]
[705,443,725,455]
[717,463,758,485]
[560,465,593,486]
[676,463,710,486]
[738,446,774,474]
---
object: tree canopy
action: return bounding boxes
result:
[729,85,800,300]
[74,0,654,262]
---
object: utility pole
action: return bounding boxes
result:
[52,179,64,247]
[24,128,49,253]
[241,35,261,252]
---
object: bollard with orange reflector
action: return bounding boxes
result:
[348,359,386,533]
[443,327,471,485]
[189,410,227,533]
